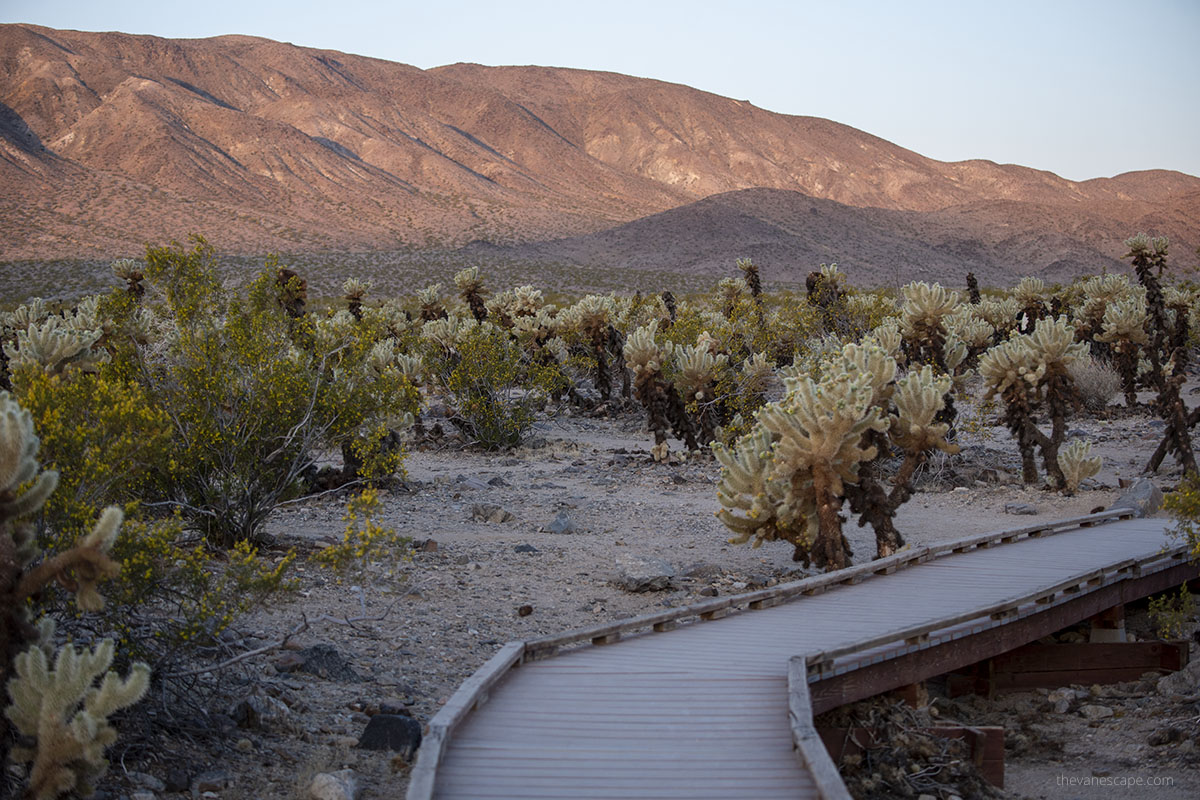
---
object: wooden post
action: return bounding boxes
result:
[1089,604,1126,643]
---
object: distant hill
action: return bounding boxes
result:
[2,24,1197,285]
[469,188,1200,287]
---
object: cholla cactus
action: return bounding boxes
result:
[980,337,1043,483]
[717,277,747,319]
[806,264,849,332]
[977,296,1021,339]
[1013,277,1048,327]
[486,285,544,326]
[716,368,887,570]
[1097,295,1149,407]
[844,363,959,558]
[454,267,488,322]
[863,318,904,362]
[899,281,960,370]
[1,392,145,799]
[624,322,696,459]
[737,259,763,300]
[980,317,1087,488]
[561,295,628,402]
[4,317,109,375]
[111,259,145,299]
[7,633,150,800]
[1057,439,1102,495]
[342,278,372,320]
[674,341,730,445]
[966,272,981,304]
[946,308,995,367]
[417,283,447,322]
[1124,234,1199,475]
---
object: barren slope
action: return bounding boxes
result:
[2,24,1197,282]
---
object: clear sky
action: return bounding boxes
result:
[4,0,1198,182]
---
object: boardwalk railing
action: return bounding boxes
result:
[406,507,1189,800]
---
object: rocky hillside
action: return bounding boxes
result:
[2,24,1197,283]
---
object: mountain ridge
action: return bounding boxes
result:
[2,23,1197,283]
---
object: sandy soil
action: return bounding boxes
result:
[94,399,1199,800]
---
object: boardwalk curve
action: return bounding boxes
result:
[409,510,1197,799]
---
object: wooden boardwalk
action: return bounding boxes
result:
[409,511,1197,799]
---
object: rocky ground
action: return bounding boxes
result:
[86,397,1200,800]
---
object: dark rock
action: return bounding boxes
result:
[1149,727,1186,746]
[517,604,533,617]
[698,587,719,597]
[487,476,509,487]
[1112,478,1163,518]
[545,511,577,534]
[514,544,538,553]
[1005,502,1038,515]
[357,714,422,758]
[292,644,361,682]
[164,769,191,793]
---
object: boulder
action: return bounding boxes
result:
[308,769,359,800]
[612,553,676,592]
[1111,478,1163,518]
[357,714,422,759]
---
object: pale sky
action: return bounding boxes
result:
[3,0,1198,182]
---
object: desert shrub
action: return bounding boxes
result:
[423,322,566,449]
[121,238,419,547]
[1165,475,1200,560]
[10,366,171,543]
[312,487,411,579]
[1147,583,1197,640]
[1068,355,1121,414]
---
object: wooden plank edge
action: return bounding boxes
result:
[527,510,1140,656]
[789,656,853,800]
[405,641,525,800]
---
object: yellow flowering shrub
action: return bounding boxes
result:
[312,487,410,578]
[424,325,566,449]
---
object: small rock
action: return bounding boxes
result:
[357,714,422,758]
[229,695,295,733]
[1005,502,1038,515]
[471,504,515,523]
[1158,659,1200,696]
[698,587,718,597]
[1149,727,1186,746]
[683,562,722,579]
[514,544,538,554]
[517,604,533,617]
[129,773,166,792]
[308,769,359,800]
[292,644,362,682]
[612,553,676,592]
[191,770,230,794]
[487,476,509,487]
[545,511,577,534]
[164,769,191,793]
[1112,478,1164,518]
[1079,704,1113,720]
